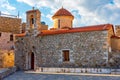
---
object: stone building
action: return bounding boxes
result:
[0,16,21,34]
[15,7,119,71]
[110,25,120,50]
[0,31,15,68]
[0,15,21,68]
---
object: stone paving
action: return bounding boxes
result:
[3,71,120,80]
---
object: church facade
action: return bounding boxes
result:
[15,8,119,70]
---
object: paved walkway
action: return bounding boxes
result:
[4,71,120,80]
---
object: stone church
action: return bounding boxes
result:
[15,7,120,70]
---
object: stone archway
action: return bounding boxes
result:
[27,52,35,70]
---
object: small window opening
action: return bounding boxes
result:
[63,50,70,61]
[31,18,34,24]
[10,34,13,41]
[58,19,60,28]
[0,32,1,37]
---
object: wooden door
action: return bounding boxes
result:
[31,52,34,69]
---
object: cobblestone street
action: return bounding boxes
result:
[3,71,120,80]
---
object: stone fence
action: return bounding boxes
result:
[0,66,16,79]
[35,67,120,74]
[36,67,112,74]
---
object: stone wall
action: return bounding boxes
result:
[115,25,120,36]
[21,23,26,33]
[41,24,48,30]
[109,26,120,68]
[21,22,48,33]
[108,27,114,49]
[111,38,120,50]
[53,16,73,29]
[0,50,14,68]
[2,51,14,68]
[0,32,14,50]
[0,55,2,67]
[0,32,14,68]
[109,50,120,68]
[15,30,110,70]
[0,16,21,33]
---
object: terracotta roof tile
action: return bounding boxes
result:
[40,24,114,36]
[26,9,40,13]
[52,7,74,18]
[15,33,26,37]
[15,24,114,37]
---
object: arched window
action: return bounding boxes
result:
[31,18,34,24]
[30,15,34,24]
[58,19,60,28]
[71,20,72,28]
[0,32,1,37]
[10,34,13,41]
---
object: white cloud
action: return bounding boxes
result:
[114,0,120,8]
[46,14,53,21]
[0,0,16,11]
[19,13,26,22]
[1,11,10,15]
[17,0,41,6]
[16,0,120,26]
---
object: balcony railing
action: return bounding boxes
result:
[0,11,19,18]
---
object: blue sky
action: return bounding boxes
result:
[0,0,120,28]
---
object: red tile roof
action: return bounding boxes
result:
[26,9,40,13]
[111,35,120,39]
[15,24,114,37]
[52,7,74,18]
[15,33,26,37]
[40,24,114,36]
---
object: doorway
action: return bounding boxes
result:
[31,52,34,69]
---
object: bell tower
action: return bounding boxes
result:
[26,7,41,36]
